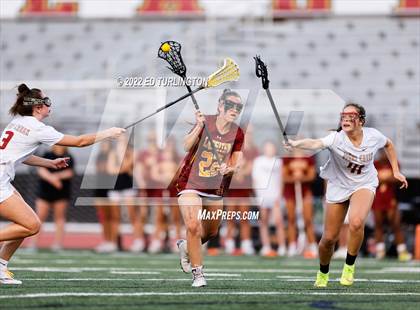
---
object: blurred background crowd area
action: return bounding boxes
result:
[0,0,419,259]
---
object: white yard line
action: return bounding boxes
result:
[10,267,420,274]
[1,292,420,299]
[203,273,241,277]
[275,276,420,283]
[19,277,420,283]
[109,271,161,275]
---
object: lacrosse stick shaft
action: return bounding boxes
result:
[265,89,289,143]
[185,83,222,166]
[124,86,203,129]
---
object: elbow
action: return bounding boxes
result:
[76,136,90,147]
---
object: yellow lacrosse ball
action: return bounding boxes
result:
[161,42,171,53]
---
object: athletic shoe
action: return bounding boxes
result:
[0,269,22,285]
[340,263,355,286]
[260,246,276,257]
[241,239,255,256]
[287,243,298,257]
[277,245,287,257]
[191,266,207,287]
[313,271,329,288]
[376,249,386,260]
[129,239,145,253]
[303,243,318,259]
[398,251,412,262]
[95,242,117,253]
[333,247,347,259]
[224,238,235,255]
[51,243,63,252]
[148,239,162,254]
[207,248,220,256]
[375,242,385,259]
[176,239,191,273]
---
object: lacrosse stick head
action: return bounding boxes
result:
[158,41,187,78]
[205,58,240,88]
[254,55,270,89]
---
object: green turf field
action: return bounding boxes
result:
[1,251,419,310]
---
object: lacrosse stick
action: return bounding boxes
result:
[254,55,289,143]
[124,59,239,129]
[158,41,240,166]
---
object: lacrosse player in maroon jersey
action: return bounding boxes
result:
[171,89,245,287]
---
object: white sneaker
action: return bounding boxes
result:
[191,266,207,287]
[95,242,117,253]
[303,243,318,259]
[177,239,191,273]
[225,238,235,255]
[148,239,162,254]
[0,269,22,285]
[287,243,298,257]
[130,239,145,253]
[241,239,255,255]
[51,243,63,252]
[375,242,385,259]
[277,245,287,257]
[260,246,272,256]
[333,247,347,259]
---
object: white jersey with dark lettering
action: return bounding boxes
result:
[0,116,63,202]
[319,127,387,203]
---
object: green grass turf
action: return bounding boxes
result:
[1,250,419,310]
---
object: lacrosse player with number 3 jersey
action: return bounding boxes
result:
[284,102,408,288]
[0,84,125,285]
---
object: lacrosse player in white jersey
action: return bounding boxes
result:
[284,103,408,288]
[0,84,125,285]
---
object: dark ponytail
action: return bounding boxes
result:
[9,83,43,116]
[335,102,367,132]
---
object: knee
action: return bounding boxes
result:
[320,235,337,248]
[26,217,42,236]
[186,221,202,237]
[349,218,364,233]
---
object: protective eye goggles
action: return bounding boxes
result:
[224,100,243,113]
[23,97,52,107]
[340,112,360,122]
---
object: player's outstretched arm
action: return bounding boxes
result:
[383,139,408,189]
[284,138,324,151]
[23,155,69,169]
[56,127,125,148]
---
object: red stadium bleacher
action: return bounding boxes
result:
[19,0,78,16]
[307,0,331,10]
[272,0,331,18]
[394,0,420,16]
[136,0,204,18]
